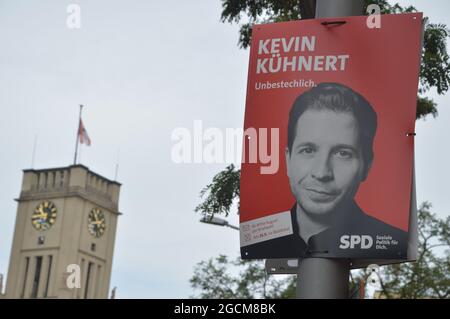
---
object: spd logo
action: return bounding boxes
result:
[339,235,373,249]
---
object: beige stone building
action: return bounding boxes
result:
[0,273,4,299]
[3,165,121,299]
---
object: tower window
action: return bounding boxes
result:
[44,255,53,298]
[78,258,85,299]
[30,256,43,298]
[84,262,94,299]
[95,265,102,298]
[20,257,30,298]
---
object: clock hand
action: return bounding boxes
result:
[38,207,46,218]
[39,207,50,219]
[35,212,45,219]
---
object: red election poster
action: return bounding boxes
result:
[240,13,422,261]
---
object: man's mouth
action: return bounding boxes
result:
[304,187,339,202]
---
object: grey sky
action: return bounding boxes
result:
[0,0,449,298]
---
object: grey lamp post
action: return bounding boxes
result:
[200,215,239,231]
[295,0,364,299]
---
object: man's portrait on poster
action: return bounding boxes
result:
[243,82,408,260]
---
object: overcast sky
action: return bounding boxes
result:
[0,0,449,298]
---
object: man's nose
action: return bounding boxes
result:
[311,153,333,182]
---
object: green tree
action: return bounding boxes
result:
[190,255,296,298]
[194,164,240,217]
[191,203,449,298]
[220,0,450,119]
[195,164,240,219]
[376,202,450,298]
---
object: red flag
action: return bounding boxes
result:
[78,119,91,146]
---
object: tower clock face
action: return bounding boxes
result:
[31,201,57,231]
[88,208,106,238]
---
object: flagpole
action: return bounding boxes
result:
[114,149,120,181]
[78,141,83,164]
[73,104,83,165]
[31,133,38,168]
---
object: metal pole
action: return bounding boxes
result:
[226,224,240,231]
[296,0,364,299]
[315,0,363,18]
[297,258,350,298]
[114,149,120,181]
[31,134,38,168]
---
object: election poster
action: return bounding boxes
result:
[240,13,422,262]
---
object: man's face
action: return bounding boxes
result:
[286,109,367,217]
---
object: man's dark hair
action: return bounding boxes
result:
[287,82,378,173]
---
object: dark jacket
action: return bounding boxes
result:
[241,201,408,260]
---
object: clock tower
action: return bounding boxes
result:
[4,164,121,299]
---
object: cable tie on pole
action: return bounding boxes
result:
[321,21,346,26]
[406,132,416,136]
[307,250,329,254]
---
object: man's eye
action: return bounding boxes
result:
[334,150,353,159]
[299,147,314,155]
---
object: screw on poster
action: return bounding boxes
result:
[240,13,422,263]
